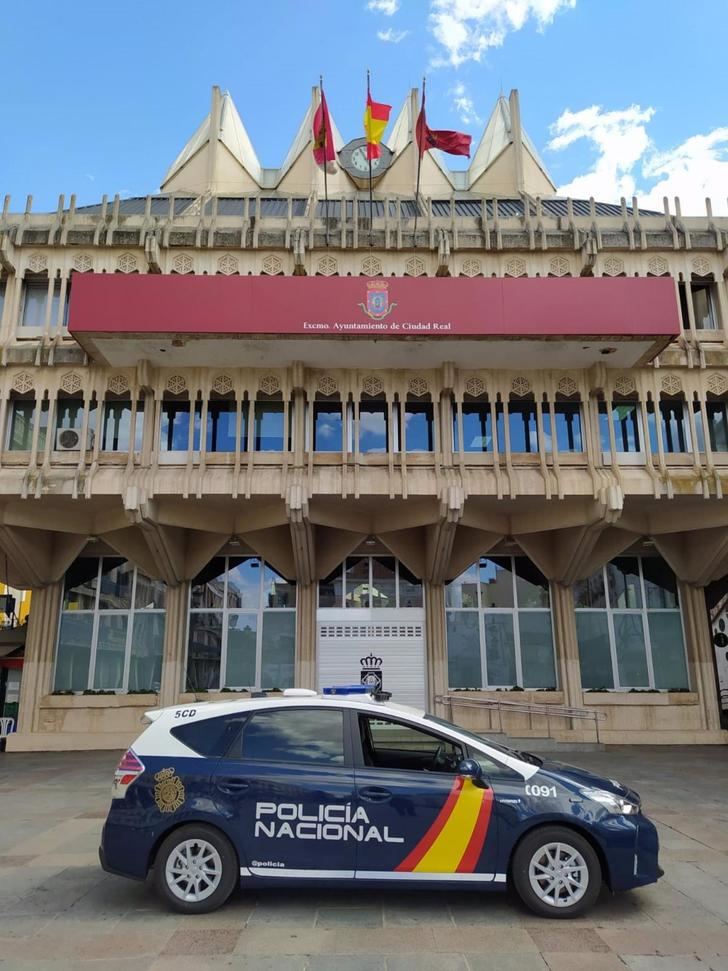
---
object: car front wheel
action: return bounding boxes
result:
[153,824,238,914]
[511,825,602,918]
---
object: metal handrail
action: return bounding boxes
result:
[435,694,606,743]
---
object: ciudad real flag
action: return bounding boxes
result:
[364,90,391,160]
[416,86,471,158]
[312,86,337,173]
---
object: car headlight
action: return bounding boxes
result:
[581,787,640,815]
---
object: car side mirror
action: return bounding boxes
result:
[457,758,483,781]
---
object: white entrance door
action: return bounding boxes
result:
[317,609,426,708]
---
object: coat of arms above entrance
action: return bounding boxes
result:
[359,281,397,320]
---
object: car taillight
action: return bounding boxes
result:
[113,749,145,797]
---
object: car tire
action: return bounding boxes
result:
[511,825,602,919]
[153,824,238,914]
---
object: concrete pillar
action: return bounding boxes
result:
[15,581,63,735]
[424,581,448,712]
[158,581,189,706]
[550,582,583,709]
[679,581,722,732]
[295,583,317,690]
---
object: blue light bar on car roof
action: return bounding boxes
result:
[323,685,370,695]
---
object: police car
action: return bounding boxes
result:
[99,687,661,918]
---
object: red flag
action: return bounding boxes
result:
[313,87,337,171]
[416,89,471,158]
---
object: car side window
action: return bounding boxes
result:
[359,714,463,773]
[240,708,345,765]
[171,714,246,758]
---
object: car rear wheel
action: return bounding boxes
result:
[511,825,601,918]
[153,824,238,914]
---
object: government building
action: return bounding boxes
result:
[2,86,727,751]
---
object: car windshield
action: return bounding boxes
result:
[424,713,543,767]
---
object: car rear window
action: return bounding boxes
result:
[240,708,344,765]
[171,714,246,758]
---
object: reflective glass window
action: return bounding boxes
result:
[242,708,344,764]
[405,402,433,452]
[102,400,144,452]
[508,401,538,452]
[254,401,286,451]
[455,402,492,452]
[313,402,343,451]
[359,401,388,454]
[543,402,583,452]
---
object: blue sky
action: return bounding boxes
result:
[2,0,727,212]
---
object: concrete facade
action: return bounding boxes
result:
[2,85,728,750]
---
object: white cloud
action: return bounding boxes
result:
[377,27,409,42]
[429,0,576,67]
[367,0,399,13]
[547,104,654,201]
[451,82,481,125]
[547,103,728,214]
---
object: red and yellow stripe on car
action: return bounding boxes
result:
[395,776,494,874]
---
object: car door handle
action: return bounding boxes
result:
[216,778,250,794]
[359,786,392,803]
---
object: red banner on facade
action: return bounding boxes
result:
[69,274,680,340]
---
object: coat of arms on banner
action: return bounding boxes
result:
[360,653,383,691]
[359,281,396,320]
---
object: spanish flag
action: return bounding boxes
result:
[364,90,391,161]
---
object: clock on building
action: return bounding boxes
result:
[339,137,394,185]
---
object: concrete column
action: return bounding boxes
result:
[679,581,721,732]
[295,583,317,690]
[15,581,63,735]
[424,581,448,712]
[158,581,189,706]
[550,582,583,709]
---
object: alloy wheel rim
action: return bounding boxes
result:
[528,841,589,908]
[165,838,223,902]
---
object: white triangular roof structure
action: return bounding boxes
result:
[276,88,350,194]
[468,90,555,197]
[278,89,345,184]
[161,87,262,194]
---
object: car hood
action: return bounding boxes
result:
[536,758,641,803]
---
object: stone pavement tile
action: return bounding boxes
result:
[0,961,154,971]
[75,810,108,819]
[162,927,242,956]
[0,915,54,939]
[705,960,728,971]
[696,859,728,886]
[448,894,525,926]
[305,957,385,970]
[0,926,171,961]
[596,927,700,956]
[465,954,548,970]
[387,957,468,971]
[692,929,728,956]
[384,901,455,926]
[30,851,100,868]
[542,955,626,971]
[527,927,610,953]
[316,906,383,928]
[245,902,319,926]
[233,925,338,955]
[0,854,37,867]
[4,866,107,917]
[332,925,438,955]
[10,819,100,857]
[621,958,703,970]
[431,926,537,953]
[664,863,728,922]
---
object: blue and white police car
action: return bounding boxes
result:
[100,687,661,918]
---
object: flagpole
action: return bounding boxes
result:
[413,76,425,250]
[367,69,374,247]
[320,76,330,248]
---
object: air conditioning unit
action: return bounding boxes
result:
[56,428,93,451]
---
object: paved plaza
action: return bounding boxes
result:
[0,746,727,970]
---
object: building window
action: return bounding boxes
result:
[507,401,538,452]
[54,557,166,693]
[207,399,246,452]
[319,555,423,608]
[704,400,728,452]
[543,401,583,452]
[161,399,200,451]
[404,401,434,452]
[574,556,688,690]
[691,282,718,330]
[187,556,296,692]
[453,401,492,452]
[6,398,49,451]
[359,398,388,454]
[254,400,288,451]
[445,556,556,689]
[599,400,642,453]
[313,401,343,451]
[19,279,67,328]
[646,399,691,453]
[101,400,144,451]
